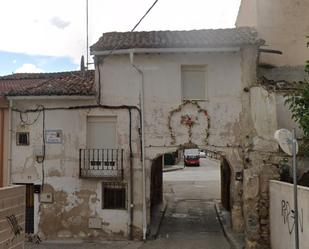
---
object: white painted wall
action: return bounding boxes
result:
[99,49,268,234]
[250,87,278,152]
[276,93,303,137]
[100,52,245,152]
[270,180,309,249]
[236,0,309,66]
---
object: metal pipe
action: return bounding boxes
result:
[128,108,134,240]
[0,109,4,187]
[258,48,283,54]
[292,128,299,249]
[130,52,147,240]
[8,99,12,185]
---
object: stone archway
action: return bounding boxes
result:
[149,148,233,216]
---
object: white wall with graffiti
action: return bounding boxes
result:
[270,180,308,249]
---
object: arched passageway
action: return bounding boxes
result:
[149,149,232,245]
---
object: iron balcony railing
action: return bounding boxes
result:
[79,148,124,179]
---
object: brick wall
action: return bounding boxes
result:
[0,185,25,249]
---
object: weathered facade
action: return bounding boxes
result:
[4,28,284,249]
[237,1,309,248]
[236,0,308,135]
[90,27,280,248]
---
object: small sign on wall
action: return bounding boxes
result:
[45,130,62,144]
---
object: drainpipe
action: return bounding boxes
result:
[8,99,12,185]
[130,52,147,240]
[0,108,4,187]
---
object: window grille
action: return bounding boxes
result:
[102,182,126,209]
[16,132,29,146]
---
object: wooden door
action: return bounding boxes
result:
[25,184,34,234]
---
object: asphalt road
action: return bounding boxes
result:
[140,158,230,249]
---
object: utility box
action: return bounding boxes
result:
[40,192,53,203]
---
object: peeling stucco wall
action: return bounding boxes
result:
[9,46,282,247]
[10,99,142,240]
[99,48,260,235]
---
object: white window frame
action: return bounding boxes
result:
[181,65,207,101]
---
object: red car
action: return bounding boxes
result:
[184,155,200,166]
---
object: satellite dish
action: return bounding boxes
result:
[274,129,298,156]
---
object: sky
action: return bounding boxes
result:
[0,0,241,76]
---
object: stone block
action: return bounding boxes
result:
[244,171,259,200]
[231,205,245,232]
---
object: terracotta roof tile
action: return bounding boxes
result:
[0,70,95,96]
[91,27,263,52]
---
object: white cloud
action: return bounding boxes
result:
[50,16,70,29]
[15,63,44,73]
[0,0,241,65]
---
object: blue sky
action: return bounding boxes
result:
[0,51,78,76]
[0,0,241,76]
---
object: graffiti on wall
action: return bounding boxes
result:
[281,200,303,234]
[5,215,23,246]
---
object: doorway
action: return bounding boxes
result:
[25,184,34,234]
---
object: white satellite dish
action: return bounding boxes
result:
[274,129,298,156]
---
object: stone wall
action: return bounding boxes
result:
[0,185,25,249]
[242,86,282,249]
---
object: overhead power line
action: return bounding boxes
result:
[104,0,159,58]
[131,0,159,32]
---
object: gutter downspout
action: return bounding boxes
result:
[8,99,12,185]
[130,52,147,240]
[0,108,4,187]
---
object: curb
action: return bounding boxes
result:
[148,202,168,239]
[163,166,185,172]
[215,203,245,249]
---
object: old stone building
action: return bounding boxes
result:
[2,27,286,249]
[90,27,277,247]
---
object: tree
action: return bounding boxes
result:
[284,59,309,155]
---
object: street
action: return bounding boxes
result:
[26,158,229,249]
[140,157,230,249]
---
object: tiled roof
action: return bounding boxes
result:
[0,70,95,96]
[91,27,263,52]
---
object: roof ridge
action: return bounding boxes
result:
[102,27,256,35]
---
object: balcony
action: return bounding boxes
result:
[79,148,124,179]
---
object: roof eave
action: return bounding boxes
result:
[90,46,244,56]
[6,95,96,100]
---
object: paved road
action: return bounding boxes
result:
[140,158,230,249]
